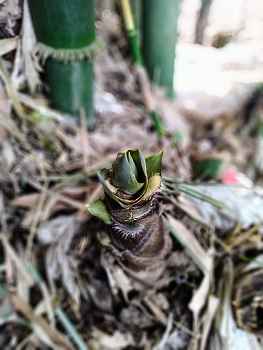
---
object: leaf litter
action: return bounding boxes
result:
[0,1,263,349]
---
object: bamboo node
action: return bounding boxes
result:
[32,36,105,64]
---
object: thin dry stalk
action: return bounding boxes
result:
[79,107,90,173]
[26,160,49,261]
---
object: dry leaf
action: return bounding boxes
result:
[184,184,263,232]
[0,110,28,145]
[21,0,41,93]
[11,193,41,208]
[91,327,135,350]
[210,258,263,350]
[166,215,212,273]
[102,253,133,301]
[166,215,213,330]
[0,37,18,56]
[2,140,16,166]
[11,295,74,350]
[37,216,80,302]
[200,295,219,350]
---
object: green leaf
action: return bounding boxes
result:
[111,151,144,195]
[128,149,147,181]
[97,149,163,207]
[191,158,222,180]
[139,174,161,201]
[145,149,163,178]
[98,169,125,206]
[150,111,165,137]
[175,183,229,210]
[127,152,138,177]
[86,199,111,224]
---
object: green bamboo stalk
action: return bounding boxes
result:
[121,0,142,64]
[121,0,165,137]
[141,0,181,97]
[28,0,103,126]
[130,0,142,39]
[44,59,93,120]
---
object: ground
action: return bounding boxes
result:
[0,1,263,349]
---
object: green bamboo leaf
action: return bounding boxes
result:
[139,174,161,201]
[128,149,147,181]
[145,149,163,178]
[150,111,165,138]
[97,149,163,207]
[111,151,144,195]
[176,183,229,210]
[56,307,88,350]
[86,199,110,224]
[98,169,126,207]
[127,152,138,176]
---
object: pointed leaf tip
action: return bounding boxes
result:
[86,199,111,224]
[145,149,164,178]
[111,150,144,195]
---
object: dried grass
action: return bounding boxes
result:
[0,2,263,349]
